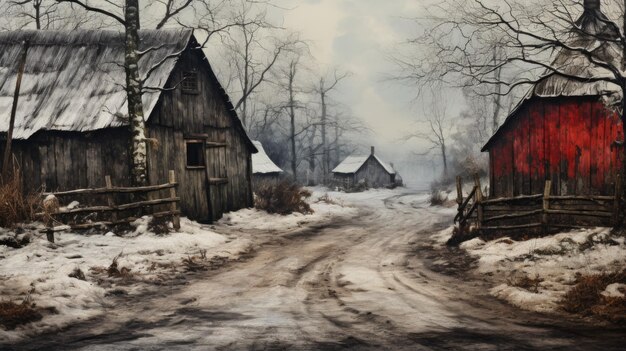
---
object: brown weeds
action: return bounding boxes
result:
[0,300,43,330]
[0,168,41,228]
[254,180,313,215]
[562,270,626,323]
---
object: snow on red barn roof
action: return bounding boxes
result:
[482,1,622,152]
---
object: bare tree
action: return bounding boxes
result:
[56,0,150,185]
[1,0,106,30]
[313,69,349,182]
[218,2,300,127]
[406,97,453,178]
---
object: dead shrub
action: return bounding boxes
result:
[0,300,43,330]
[107,253,133,279]
[254,180,313,215]
[562,270,626,323]
[0,233,30,248]
[429,186,448,207]
[68,267,86,281]
[0,167,41,228]
[148,216,170,235]
[510,276,544,293]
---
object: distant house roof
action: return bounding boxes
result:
[332,155,395,175]
[482,3,621,152]
[0,29,256,152]
[251,141,282,174]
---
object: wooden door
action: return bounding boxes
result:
[205,142,229,221]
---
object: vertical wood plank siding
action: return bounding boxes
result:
[147,46,253,222]
[0,44,254,223]
[488,96,623,197]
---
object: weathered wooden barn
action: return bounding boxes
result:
[251,140,283,182]
[454,0,625,237]
[0,29,257,222]
[332,147,396,188]
[482,0,623,199]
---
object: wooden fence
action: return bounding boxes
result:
[38,170,181,242]
[455,175,621,240]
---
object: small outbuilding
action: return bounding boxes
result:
[251,140,283,182]
[332,147,396,188]
[0,29,257,222]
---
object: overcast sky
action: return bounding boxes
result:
[267,0,465,163]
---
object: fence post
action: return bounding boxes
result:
[474,174,483,229]
[105,175,117,223]
[614,175,622,226]
[543,180,552,234]
[169,170,181,230]
[456,176,463,208]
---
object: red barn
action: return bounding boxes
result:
[482,0,623,199]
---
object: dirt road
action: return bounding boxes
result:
[8,190,626,350]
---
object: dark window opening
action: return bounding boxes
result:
[186,141,204,168]
[181,71,199,94]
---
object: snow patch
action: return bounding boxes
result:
[460,227,626,313]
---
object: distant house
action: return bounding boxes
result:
[482,0,623,198]
[251,140,283,182]
[332,147,396,188]
[0,29,257,222]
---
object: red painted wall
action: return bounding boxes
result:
[487,96,623,197]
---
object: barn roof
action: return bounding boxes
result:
[482,2,621,152]
[332,155,395,175]
[251,141,283,174]
[0,29,257,153]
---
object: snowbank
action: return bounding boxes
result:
[449,228,626,313]
[219,191,358,231]
[0,217,253,342]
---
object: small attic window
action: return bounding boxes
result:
[181,71,199,94]
[186,140,204,168]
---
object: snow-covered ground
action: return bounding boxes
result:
[435,226,626,313]
[0,190,355,342]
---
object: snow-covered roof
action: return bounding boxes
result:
[251,141,283,174]
[0,29,190,139]
[332,155,395,175]
[482,4,621,152]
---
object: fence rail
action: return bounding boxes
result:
[38,170,181,242]
[454,175,621,240]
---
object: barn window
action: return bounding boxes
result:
[186,140,204,168]
[181,71,199,94]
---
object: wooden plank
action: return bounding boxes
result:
[482,223,543,230]
[169,170,181,230]
[544,209,613,217]
[482,194,542,205]
[44,182,177,196]
[483,209,543,223]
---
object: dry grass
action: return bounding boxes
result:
[429,188,448,207]
[562,270,626,323]
[255,180,313,215]
[0,168,41,228]
[0,300,43,330]
[510,276,544,293]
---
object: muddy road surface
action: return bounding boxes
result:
[8,190,626,350]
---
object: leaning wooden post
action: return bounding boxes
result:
[456,176,463,208]
[543,180,552,235]
[105,175,117,223]
[169,170,181,230]
[614,175,622,226]
[474,174,483,229]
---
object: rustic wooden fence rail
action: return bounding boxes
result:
[454,175,621,239]
[38,170,181,242]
